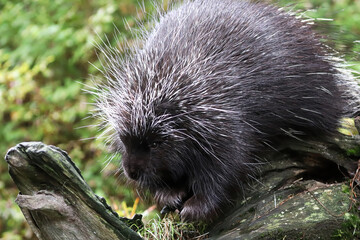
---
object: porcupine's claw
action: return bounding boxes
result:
[160,205,177,215]
[160,198,185,215]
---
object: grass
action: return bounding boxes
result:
[137,214,209,240]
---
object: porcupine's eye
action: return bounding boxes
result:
[149,141,161,149]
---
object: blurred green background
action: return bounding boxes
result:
[0,0,359,239]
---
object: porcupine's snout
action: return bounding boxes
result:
[122,153,143,181]
[121,142,150,181]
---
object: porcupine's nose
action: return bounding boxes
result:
[123,161,141,180]
[122,151,145,181]
[128,167,141,180]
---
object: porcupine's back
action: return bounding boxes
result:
[122,0,347,148]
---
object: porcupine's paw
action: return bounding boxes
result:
[180,195,220,222]
[155,190,186,215]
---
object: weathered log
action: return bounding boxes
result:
[4,118,360,239]
[208,119,360,239]
[209,154,357,239]
[5,142,143,240]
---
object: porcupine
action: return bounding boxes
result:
[94,0,360,222]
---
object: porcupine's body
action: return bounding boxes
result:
[95,0,359,221]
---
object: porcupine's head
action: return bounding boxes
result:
[95,65,177,192]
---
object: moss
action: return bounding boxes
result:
[345,147,360,157]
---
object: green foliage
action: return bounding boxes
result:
[276,0,360,61]
[0,0,359,239]
[332,212,360,239]
[334,184,360,239]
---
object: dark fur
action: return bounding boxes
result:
[95,0,358,222]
